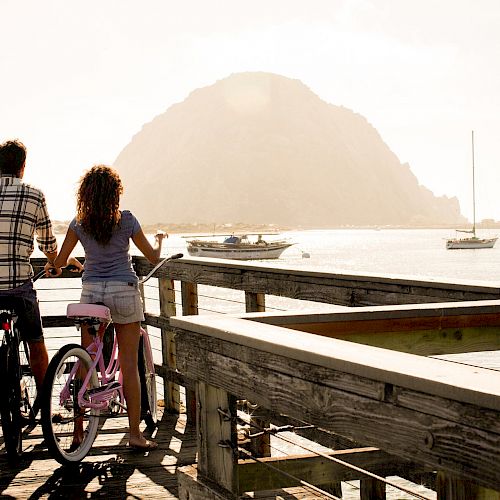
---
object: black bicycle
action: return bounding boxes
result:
[0,269,46,462]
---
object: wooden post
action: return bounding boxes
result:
[245,291,265,313]
[159,277,179,413]
[244,291,270,459]
[181,281,198,423]
[181,282,198,315]
[360,478,386,499]
[197,381,238,496]
[436,472,500,500]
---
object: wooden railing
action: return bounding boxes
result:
[31,256,500,498]
[172,306,500,499]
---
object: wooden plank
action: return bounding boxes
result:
[237,447,427,492]
[181,281,198,423]
[277,324,500,356]
[131,256,500,307]
[245,292,266,313]
[178,464,336,500]
[249,305,500,355]
[178,464,234,499]
[36,254,500,308]
[436,472,500,500]
[171,316,500,412]
[244,292,270,459]
[0,411,197,499]
[247,301,500,328]
[360,478,386,500]
[181,282,199,316]
[202,329,500,438]
[197,382,238,493]
[174,323,500,491]
[159,277,180,413]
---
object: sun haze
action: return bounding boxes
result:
[1,0,500,222]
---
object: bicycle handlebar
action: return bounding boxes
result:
[32,263,80,282]
[33,255,182,285]
[139,253,183,284]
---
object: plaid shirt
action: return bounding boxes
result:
[0,176,57,289]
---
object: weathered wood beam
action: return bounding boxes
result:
[249,304,500,355]
[197,382,238,494]
[237,447,428,492]
[41,316,75,328]
[172,316,500,491]
[436,472,500,500]
[159,277,180,413]
[245,291,265,313]
[130,256,500,306]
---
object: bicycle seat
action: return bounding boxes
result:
[67,303,112,323]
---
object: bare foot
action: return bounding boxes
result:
[128,438,158,451]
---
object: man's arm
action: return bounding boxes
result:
[35,193,58,255]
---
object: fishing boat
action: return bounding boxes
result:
[446,131,497,250]
[186,234,294,260]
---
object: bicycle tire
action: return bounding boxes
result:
[0,336,23,463]
[40,344,100,465]
[19,340,38,422]
[138,331,157,430]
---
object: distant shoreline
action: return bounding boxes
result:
[51,221,500,235]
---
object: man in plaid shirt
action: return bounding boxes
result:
[0,139,60,390]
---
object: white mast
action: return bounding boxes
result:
[471,130,476,237]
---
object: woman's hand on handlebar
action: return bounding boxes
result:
[44,257,84,277]
[67,257,84,273]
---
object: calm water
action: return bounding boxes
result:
[44,227,500,283]
[248,228,500,284]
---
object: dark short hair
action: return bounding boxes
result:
[0,139,27,176]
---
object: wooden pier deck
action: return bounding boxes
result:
[1,403,345,499]
[0,410,197,499]
[0,411,342,499]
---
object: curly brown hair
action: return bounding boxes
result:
[77,165,123,245]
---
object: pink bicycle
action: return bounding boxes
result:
[40,253,182,465]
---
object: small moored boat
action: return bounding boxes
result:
[446,131,497,250]
[186,234,294,260]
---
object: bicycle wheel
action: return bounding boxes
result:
[19,340,38,422]
[0,338,23,463]
[138,331,157,429]
[40,344,100,465]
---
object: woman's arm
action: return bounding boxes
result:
[132,229,167,265]
[44,228,82,276]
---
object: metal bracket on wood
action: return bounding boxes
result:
[217,407,234,421]
[247,424,315,439]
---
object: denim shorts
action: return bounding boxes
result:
[80,281,145,324]
[0,282,44,342]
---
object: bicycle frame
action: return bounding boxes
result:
[61,318,124,411]
[61,316,153,413]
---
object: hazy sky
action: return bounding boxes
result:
[1,0,500,222]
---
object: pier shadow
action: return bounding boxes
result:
[0,412,197,499]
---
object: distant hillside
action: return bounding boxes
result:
[114,72,466,227]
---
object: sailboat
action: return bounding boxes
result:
[446,131,497,250]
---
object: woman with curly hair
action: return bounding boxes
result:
[51,165,166,451]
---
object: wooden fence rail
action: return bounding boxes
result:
[171,310,500,499]
[30,256,500,498]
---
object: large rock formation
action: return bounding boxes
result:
[114,72,465,227]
